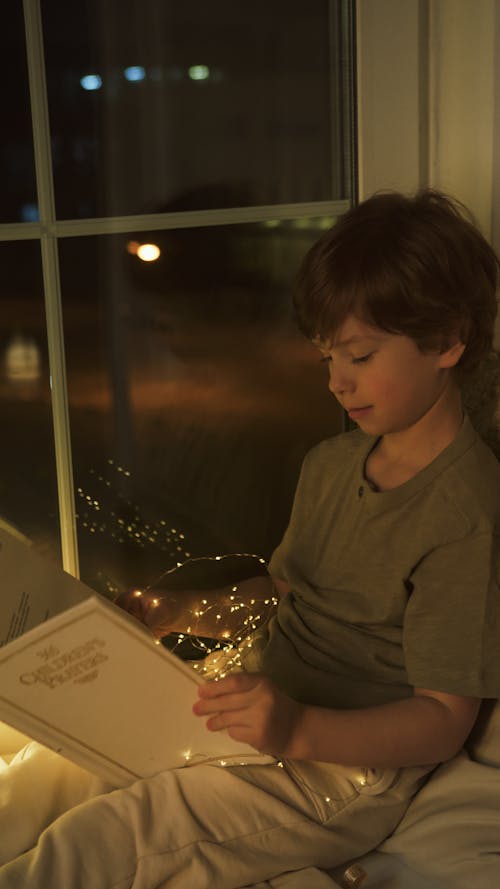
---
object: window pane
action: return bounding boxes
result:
[0,241,60,552]
[1,6,37,223]
[59,219,343,594]
[42,0,352,218]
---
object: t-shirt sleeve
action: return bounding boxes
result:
[403,530,500,698]
[267,497,299,581]
[267,449,317,582]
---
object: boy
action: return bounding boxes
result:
[1,189,499,887]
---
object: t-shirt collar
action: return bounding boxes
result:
[357,414,476,508]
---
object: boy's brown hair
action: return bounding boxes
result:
[294,189,499,373]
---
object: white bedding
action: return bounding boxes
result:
[0,726,344,886]
[2,720,499,889]
[0,730,427,889]
[0,727,112,867]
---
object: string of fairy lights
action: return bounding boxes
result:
[76,461,190,557]
[75,459,193,596]
[131,573,371,809]
[75,459,277,660]
[131,564,279,667]
[75,461,369,810]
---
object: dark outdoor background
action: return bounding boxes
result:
[1,1,351,595]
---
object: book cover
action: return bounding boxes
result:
[0,528,272,786]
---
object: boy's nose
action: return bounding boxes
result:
[328,364,355,396]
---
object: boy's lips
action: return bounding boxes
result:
[346,406,372,418]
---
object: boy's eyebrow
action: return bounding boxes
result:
[330,334,381,348]
[314,332,386,352]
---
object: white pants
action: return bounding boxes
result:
[0,740,431,889]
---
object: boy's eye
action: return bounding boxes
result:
[319,351,375,365]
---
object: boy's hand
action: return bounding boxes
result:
[192,673,304,758]
[114,590,175,638]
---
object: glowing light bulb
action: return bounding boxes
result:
[80,74,102,91]
[127,241,161,262]
[4,335,41,382]
[20,203,39,222]
[188,65,210,81]
[136,243,161,262]
[319,216,335,230]
[124,66,146,82]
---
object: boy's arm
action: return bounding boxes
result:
[194,673,480,767]
[115,576,288,640]
[287,686,480,766]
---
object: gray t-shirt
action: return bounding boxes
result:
[244,415,500,708]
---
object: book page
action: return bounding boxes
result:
[0,596,273,785]
[0,527,92,647]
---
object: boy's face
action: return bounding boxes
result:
[316,316,463,437]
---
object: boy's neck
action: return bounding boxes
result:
[365,385,464,491]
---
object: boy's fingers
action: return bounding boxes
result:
[115,590,148,620]
[193,692,248,716]
[205,710,249,732]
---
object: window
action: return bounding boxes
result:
[1,0,356,594]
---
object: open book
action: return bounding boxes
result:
[0,526,273,787]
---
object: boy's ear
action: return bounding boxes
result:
[438,337,466,369]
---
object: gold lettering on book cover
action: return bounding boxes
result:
[36,644,60,662]
[19,638,108,688]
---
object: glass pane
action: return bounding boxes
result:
[0,241,60,553]
[59,219,343,594]
[42,0,351,219]
[0,6,37,223]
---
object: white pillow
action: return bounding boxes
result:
[379,750,500,888]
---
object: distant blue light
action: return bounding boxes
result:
[124,66,146,82]
[80,74,102,91]
[20,203,39,222]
